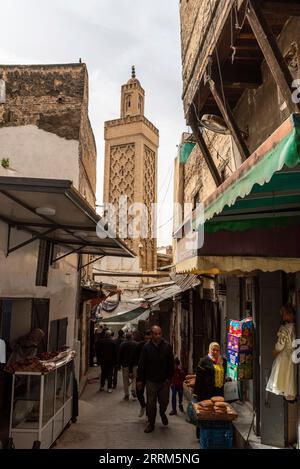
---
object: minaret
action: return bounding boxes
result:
[121,66,145,117]
[103,67,159,272]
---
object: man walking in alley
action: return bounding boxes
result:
[137,325,174,433]
[129,329,152,417]
[112,329,124,389]
[95,329,117,393]
[118,332,138,400]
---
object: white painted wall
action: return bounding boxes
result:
[0,125,79,186]
[0,221,78,349]
[0,125,81,349]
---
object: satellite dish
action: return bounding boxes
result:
[200,114,229,135]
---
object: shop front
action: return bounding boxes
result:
[175,114,300,448]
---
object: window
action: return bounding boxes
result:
[36,240,51,287]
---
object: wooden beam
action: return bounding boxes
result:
[208,78,250,162]
[247,0,300,113]
[189,108,222,187]
[262,1,300,17]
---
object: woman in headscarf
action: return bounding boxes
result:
[193,342,226,402]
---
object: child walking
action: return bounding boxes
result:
[169,357,186,415]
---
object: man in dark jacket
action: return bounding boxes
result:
[95,330,117,393]
[129,329,152,417]
[137,326,174,433]
[118,332,138,400]
[112,329,124,389]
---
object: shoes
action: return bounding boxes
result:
[97,387,105,393]
[160,413,169,426]
[123,395,129,401]
[107,389,113,393]
[144,423,155,433]
[179,404,184,412]
[169,410,177,416]
[139,407,146,418]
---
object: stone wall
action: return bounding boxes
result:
[181,130,233,208]
[0,64,85,138]
[0,63,96,204]
[233,17,300,154]
[179,8,300,204]
[180,0,232,114]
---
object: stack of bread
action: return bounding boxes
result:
[184,374,196,389]
[193,396,237,418]
[211,396,228,414]
[195,399,214,415]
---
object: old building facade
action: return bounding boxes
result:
[0,63,109,412]
[175,0,300,448]
[0,64,96,205]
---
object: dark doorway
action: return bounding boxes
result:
[193,291,221,370]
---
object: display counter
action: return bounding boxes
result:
[9,358,74,449]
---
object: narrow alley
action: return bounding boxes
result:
[55,369,198,450]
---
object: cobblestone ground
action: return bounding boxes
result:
[55,368,198,449]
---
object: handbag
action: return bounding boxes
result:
[224,380,240,402]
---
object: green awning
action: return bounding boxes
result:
[194,114,300,232]
[102,307,149,324]
[180,142,196,164]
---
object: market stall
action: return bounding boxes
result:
[193,397,238,449]
[6,350,75,449]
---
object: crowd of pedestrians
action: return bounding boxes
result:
[93,324,186,433]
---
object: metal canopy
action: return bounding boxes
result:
[0,177,135,259]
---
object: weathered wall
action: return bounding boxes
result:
[0,125,79,182]
[0,64,97,351]
[0,64,85,137]
[233,17,300,153]
[0,222,78,348]
[178,130,233,209]
[179,12,300,204]
[0,63,96,204]
[79,74,97,206]
[180,0,233,114]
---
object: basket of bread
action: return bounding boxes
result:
[193,396,238,421]
[184,374,196,389]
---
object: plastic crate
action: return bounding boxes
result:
[198,422,233,449]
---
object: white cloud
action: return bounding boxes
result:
[0,0,186,245]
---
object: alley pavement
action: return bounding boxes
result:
[55,368,198,449]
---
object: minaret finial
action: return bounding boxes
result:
[131,65,136,79]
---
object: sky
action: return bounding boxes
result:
[0,0,186,245]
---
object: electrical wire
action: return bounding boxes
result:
[158,164,174,215]
[157,160,173,197]
[156,163,174,239]
[158,216,174,230]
